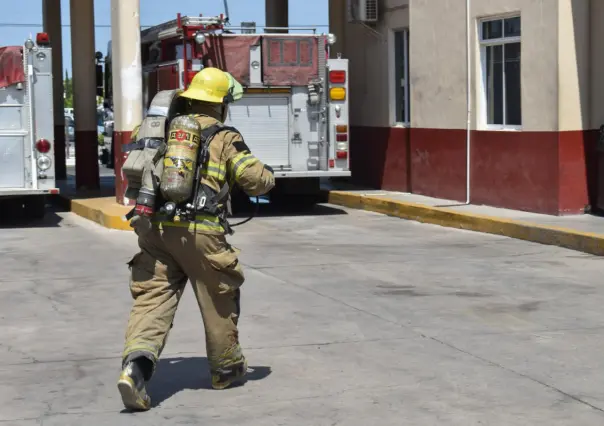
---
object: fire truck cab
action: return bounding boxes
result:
[105,14,350,202]
[0,34,58,219]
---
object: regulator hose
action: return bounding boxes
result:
[228,196,260,228]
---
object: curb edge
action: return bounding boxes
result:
[326,191,604,256]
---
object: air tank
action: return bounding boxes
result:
[159,115,203,204]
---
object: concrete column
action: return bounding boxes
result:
[70,0,100,190]
[110,0,143,205]
[265,0,288,33]
[42,0,66,180]
[329,0,347,58]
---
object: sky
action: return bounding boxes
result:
[0,0,329,76]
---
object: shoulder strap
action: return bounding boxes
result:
[200,124,224,141]
[200,124,243,149]
[121,137,164,153]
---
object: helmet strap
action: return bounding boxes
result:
[223,86,235,105]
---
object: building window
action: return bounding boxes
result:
[394,29,409,124]
[479,16,521,128]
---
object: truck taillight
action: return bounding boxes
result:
[330,87,346,101]
[335,124,348,160]
[36,139,51,153]
[329,70,346,84]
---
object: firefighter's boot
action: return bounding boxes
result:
[117,360,151,411]
[211,359,248,390]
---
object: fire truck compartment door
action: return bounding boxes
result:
[0,135,26,188]
[0,87,27,188]
[224,96,290,168]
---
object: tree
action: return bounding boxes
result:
[64,70,73,108]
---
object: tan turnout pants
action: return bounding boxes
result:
[122,224,245,377]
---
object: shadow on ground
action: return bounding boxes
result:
[230,201,348,220]
[137,357,271,409]
[0,203,64,229]
[56,176,117,201]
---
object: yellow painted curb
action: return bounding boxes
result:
[327,191,604,256]
[66,196,134,231]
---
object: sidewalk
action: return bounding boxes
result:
[323,180,604,256]
[55,173,133,231]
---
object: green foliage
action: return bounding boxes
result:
[64,70,73,108]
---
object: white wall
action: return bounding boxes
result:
[589,0,604,130]
[343,0,561,131]
[558,0,589,131]
[343,0,409,127]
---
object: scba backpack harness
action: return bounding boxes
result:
[121,89,244,234]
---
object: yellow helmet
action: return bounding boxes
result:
[180,67,243,104]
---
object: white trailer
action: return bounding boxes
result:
[104,14,351,202]
[0,34,59,219]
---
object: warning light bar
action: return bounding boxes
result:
[36,33,50,46]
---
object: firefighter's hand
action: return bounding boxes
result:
[130,215,152,236]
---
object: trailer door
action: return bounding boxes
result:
[224,95,290,169]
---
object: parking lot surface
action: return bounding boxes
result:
[1,203,604,425]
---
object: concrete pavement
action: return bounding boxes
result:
[2,204,604,424]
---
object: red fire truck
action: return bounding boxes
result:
[104,14,350,202]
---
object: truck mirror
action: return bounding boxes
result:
[96,64,103,97]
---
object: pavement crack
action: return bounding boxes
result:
[245,335,413,351]
[241,259,402,270]
[29,284,62,314]
[1,343,37,364]
[0,382,408,422]
[427,337,604,414]
[1,337,411,368]
[250,265,604,415]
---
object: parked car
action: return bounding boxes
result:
[65,115,75,143]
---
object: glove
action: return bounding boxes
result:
[130,215,152,236]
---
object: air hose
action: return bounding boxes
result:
[228,196,260,228]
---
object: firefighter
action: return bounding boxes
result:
[117,67,275,411]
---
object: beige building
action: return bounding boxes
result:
[332,0,603,215]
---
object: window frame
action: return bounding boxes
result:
[390,28,410,127]
[478,15,522,131]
